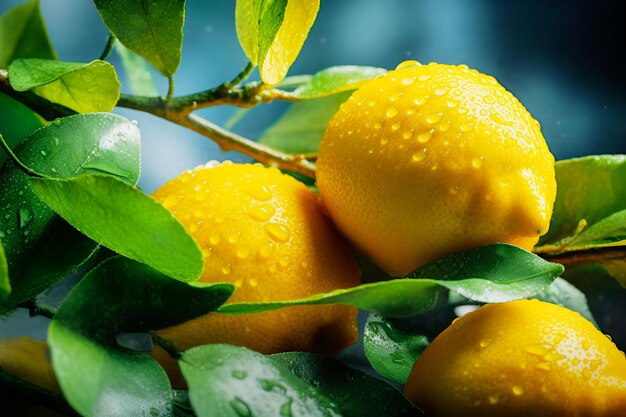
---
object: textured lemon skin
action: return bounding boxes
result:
[316,62,556,277]
[404,299,626,416]
[151,163,359,359]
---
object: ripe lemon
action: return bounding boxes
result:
[316,61,556,276]
[404,299,626,416]
[151,162,360,383]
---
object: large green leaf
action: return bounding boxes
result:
[0,0,56,67]
[8,58,120,113]
[258,91,351,154]
[363,314,429,384]
[219,244,563,317]
[0,93,45,167]
[93,0,185,77]
[0,113,140,311]
[30,174,204,282]
[180,344,341,417]
[272,352,423,417]
[49,256,234,417]
[290,66,386,99]
[0,243,9,301]
[113,39,159,96]
[538,155,626,251]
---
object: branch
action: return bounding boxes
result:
[540,247,626,267]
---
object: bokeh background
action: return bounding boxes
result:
[1,1,626,340]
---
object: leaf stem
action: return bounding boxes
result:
[223,61,255,89]
[0,133,48,178]
[166,75,175,101]
[150,331,182,359]
[99,34,116,61]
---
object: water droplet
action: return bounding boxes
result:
[162,194,183,208]
[605,334,613,341]
[368,100,377,107]
[512,385,524,396]
[418,74,431,81]
[189,224,199,233]
[232,370,247,380]
[40,150,47,157]
[424,113,443,124]
[412,149,427,162]
[246,184,272,201]
[488,394,499,404]
[258,243,274,259]
[264,223,290,242]
[459,123,472,132]
[373,122,382,129]
[471,157,483,169]
[390,94,400,102]
[417,130,434,143]
[222,265,232,275]
[230,398,252,417]
[236,247,250,259]
[438,122,451,132]
[446,100,459,108]
[149,407,159,416]
[386,107,399,118]
[483,95,496,104]
[572,357,581,366]
[435,88,448,96]
[401,77,415,86]
[489,113,512,126]
[227,233,241,244]
[391,122,401,131]
[18,208,33,229]
[543,352,566,362]
[209,233,222,245]
[249,278,258,287]
[0,230,5,238]
[194,192,208,202]
[479,340,490,348]
[402,130,414,139]
[278,257,289,268]
[280,398,293,417]
[202,248,212,258]
[248,205,275,221]
[380,137,389,145]
[395,60,421,70]
[413,95,430,106]
[582,340,591,351]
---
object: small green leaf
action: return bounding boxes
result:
[8,58,120,113]
[272,352,423,417]
[538,155,626,252]
[219,244,562,317]
[258,91,351,154]
[0,0,56,67]
[533,277,597,326]
[0,113,140,311]
[291,66,386,99]
[29,174,204,281]
[49,256,234,417]
[180,344,341,417]
[0,242,9,301]
[0,93,45,167]
[363,314,429,384]
[113,39,159,96]
[237,0,320,84]
[94,0,185,77]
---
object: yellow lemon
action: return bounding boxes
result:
[316,62,556,276]
[151,162,360,384]
[404,299,626,416]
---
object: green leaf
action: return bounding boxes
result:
[537,155,626,252]
[0,0,56,67]
[8,58,120,113]
[29,174,204,282]
[93,0,185,77]
[113,39,159,97]
[49,256,234,417]
[363,314,429,384]
[290,66,386,99]
[533,277,597,326]
[180,344,342,417]
[0,113,140,311]
[219,244,563,317]
[0,93,45,167]
[0,242,9,301]
[258,91,351,154]
[272,352,423,417]
[237,0,320,84]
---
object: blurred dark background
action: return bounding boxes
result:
[1,1,625,341]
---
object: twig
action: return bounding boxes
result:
[540,247,626,267]
[17,300,57,319]
[150,331,182,359]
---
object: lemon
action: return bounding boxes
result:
[316,61,556,276]
[151,162,360,385]
[404,299,626,416]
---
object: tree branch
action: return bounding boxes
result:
[541,247,626,267]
